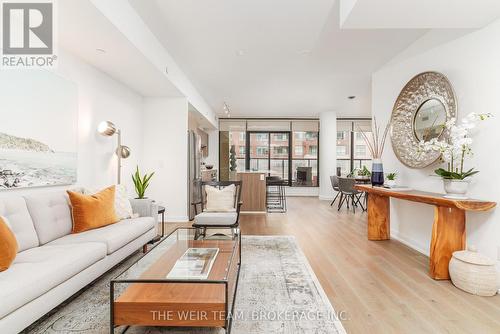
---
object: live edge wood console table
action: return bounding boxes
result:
[354,185,496,280]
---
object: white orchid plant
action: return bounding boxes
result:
[419,112,492,180]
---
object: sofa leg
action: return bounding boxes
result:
[142,244,148,253]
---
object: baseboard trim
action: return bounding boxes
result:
[390,229,429,257]
[166,216,189,223]
[318,195,334,201]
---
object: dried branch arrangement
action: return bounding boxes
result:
[356,117,390,159]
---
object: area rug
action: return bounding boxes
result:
[23,236,345,334]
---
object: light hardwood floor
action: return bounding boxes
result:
[166,197,500,333]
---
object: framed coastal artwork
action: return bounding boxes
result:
[0,70,78,190]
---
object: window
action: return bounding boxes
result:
[355,145,366,156]
[295,132,305,140]
[274,147,288,155]
[292,130,318,186]
[220,119,319,187]
[305,132,316,140]
[294,146,303,156]
[256,146,267,155]
[336,119,372,176]
[274,133,287,141]
[256,133,267,141]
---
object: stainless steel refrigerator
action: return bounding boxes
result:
[188,130,202,220]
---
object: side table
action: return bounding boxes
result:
[150,205,166,244]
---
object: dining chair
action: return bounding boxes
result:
[330,175,340,206]
[338,177,365,213]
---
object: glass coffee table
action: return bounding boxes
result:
[110,228,241,333]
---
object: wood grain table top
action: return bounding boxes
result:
[355,184,496,211]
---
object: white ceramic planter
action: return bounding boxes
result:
[443,179,470,199]
[386,179,397,187]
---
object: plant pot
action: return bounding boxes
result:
[386,179,396,187]
[371,159,384,186]
[443,179,470,199]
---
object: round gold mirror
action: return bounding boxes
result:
[413,99,447,142]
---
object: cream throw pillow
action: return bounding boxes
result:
[204,184,236,212]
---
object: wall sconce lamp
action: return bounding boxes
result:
[97,120,131,184]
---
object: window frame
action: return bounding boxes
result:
[219,118,320,187]
[336,118,372,175]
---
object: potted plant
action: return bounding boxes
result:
[131,166,155,199]
[386,172,397,187]
[229,145,237,180]
[420,113,491,198]
[356,117,390,186]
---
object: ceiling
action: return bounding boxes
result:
[58,0,181,97]
[129,0,430,118]
[340,0,500,29]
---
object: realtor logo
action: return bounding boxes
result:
[1,1,57,68]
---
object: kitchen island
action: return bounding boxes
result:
[237,171,268,212]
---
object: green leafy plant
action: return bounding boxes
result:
[348,166,371,177]
[359,165,371,177]
[434,167,478,180]
[132,166,154,199]
[386,172,397,181]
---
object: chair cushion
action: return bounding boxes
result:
[205,184,236,212]
[194,211,238,226]
[24,191,74,245]
[0,217,18,272]
[0,242,106,318]
[0,197,39,252]
[49,217,155,254]
[67,186,119,233]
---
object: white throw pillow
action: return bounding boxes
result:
[204,184,236,212]
[114,184,134,220]
[83,185,133,220]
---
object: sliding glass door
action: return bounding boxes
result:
[246,131,291,185]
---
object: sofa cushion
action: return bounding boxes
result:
[24,191,73,245]
[0,197,39,252]
[49,217,155,254]
[0,242,106,318]
[194,211,238,226]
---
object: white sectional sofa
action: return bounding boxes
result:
[0,189,158,334]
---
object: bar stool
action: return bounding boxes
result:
[266,176,287,212]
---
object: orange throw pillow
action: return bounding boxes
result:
[68,186,119,233]
[0,217,18,272]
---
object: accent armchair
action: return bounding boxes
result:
[191,181,243,239]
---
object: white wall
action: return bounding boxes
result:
[90,0,217,128]
[0,49,144,199]
[372,19,500,268]
[142,97,189,222]
[319,111,338,200]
